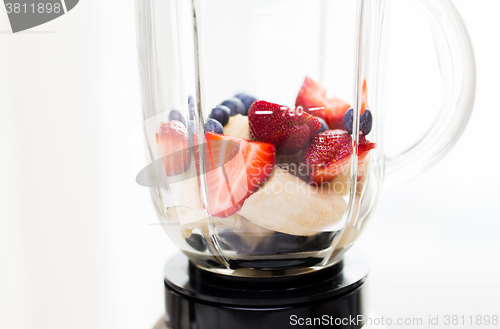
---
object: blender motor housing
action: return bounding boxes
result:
[163,249,369,329]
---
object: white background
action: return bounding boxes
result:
[0,1,498,328]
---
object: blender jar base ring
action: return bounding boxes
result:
[163,249,369,329]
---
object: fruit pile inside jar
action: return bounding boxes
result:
[157,77,376,245]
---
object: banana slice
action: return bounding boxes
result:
[167,206,241,231]
[324,166,351,195]
[223,114,251,140]
[323,154,371,195]
[239,167,347,236]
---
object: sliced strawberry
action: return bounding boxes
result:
[302,130,376,185]
[156,121,191,176]
[302,130,352,185]
[204,132,275,217]
[248,100,321,155]
[361,79,368,114]
[295,77,352,129]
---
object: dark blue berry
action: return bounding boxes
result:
[316,117,329,134]
[188,95,195,120]
[360,109,372,135]
[221,97,246,116]
[204,118,223,134]
[342,108,354,134]
[209,105,230,126]
[185,234,207,252]
[234,93,257,114]
[168,109,186,126]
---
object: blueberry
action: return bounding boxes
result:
[168,109,186,126]
[209,105,230,126]
[217,230,244,251]
[234,93,257,114]
[342,108,354,134]
[185,234,207,252]
[221,97,246,116]
[360,109,373,135]
[316,117,329,134]
[188,95,195,120]
[204,118,223,134]
[251,232,335,254]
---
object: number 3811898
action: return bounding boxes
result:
[5,3,62,14]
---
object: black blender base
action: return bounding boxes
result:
[163,249,369,329]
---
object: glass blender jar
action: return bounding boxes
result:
[135,0,475,328]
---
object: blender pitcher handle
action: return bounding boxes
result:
[383,0,476,188]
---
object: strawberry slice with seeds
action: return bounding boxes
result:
[295,77,352,129]
[156,121,191,176]
[302,130,376,185]
[204,132,275,217]
[248,100,321,155]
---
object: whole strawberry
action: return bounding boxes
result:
[156,121,191,176]
[302,129,376,185]
[248,100,321,155]
[295,77,351,129]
